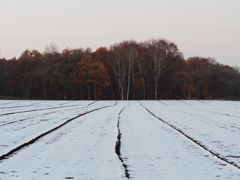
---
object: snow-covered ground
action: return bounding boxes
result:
[0,100,240,179]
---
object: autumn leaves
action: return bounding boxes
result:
[0,38,239,100]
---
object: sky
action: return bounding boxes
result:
[0,0,240,67]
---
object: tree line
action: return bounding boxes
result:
[0,38,240,100]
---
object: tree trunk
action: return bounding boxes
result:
[43,79,47,99]
[94,83,96,100]
[137,57,146,99]
[120,84,124,100]
[154,79,158,99]
[126,66,131,100]
[64,87,67,100]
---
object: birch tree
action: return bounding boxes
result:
[108,41,138,100]
[144,39,181,99]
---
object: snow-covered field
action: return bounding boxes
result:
[0,100,240,179]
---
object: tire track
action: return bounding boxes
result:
[0,103,115,162]
[115,107,130,179]
[139,102,240,170]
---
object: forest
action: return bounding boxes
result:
[0,38,240,100]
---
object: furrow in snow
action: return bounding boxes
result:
[115,107,130,179]
[0,106,84,127]
[0,104,113,162]
[0,104,90,116]
[0,101,97,126]
[143,105,240,170]
[0,101,47,110]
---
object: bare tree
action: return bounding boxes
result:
[108,41,138,100]
[124,41,138,100]
[136,46,146,99]
[144,38,181,99]
[108,43,127,100]
[44,43,59,55]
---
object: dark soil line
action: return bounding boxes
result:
[0,101,46,110]
[143,106,240,170]
[190,106,240,119]
[0,117,32,127]
[0,101,97,116]
[0,102,98,127]
[115,107,130,179]
[0,102,18,105]
[0,104,113,162]
[87,101,97,106]
[0,105,80,116]
[0,105,37,110]
[226,156,240,158]
[0,107,85,127]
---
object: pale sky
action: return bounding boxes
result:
[0,0,240,67]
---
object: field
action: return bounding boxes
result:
[0,100,240,179]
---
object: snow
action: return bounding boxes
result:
[140,100,240,167]
[0,100,240,179]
